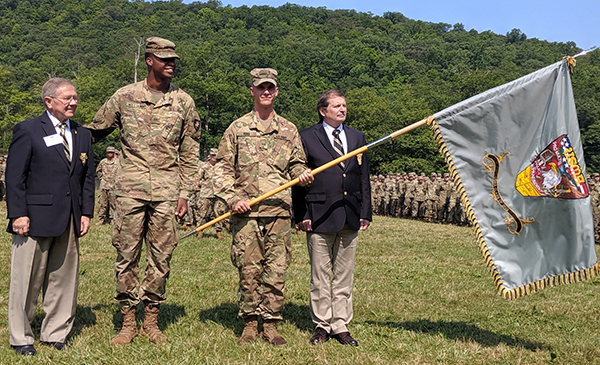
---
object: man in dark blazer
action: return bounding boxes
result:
[292,89,372,347]
[5,78,95,356]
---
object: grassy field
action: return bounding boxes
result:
[0,202,599,364]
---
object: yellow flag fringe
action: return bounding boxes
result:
[427,116,600,300]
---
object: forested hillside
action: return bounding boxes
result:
[0,0,598,173]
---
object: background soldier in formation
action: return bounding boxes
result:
[371,170,468,225]
[0,156,5,201]
[95,146,118,225]
[194,148,227,239]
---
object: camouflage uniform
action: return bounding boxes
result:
[215,110,308,320]
[403,173,417,217]
[0,158,5,201]
[412,175,427,218]
[87,79,201,307]
[195,156,227,235]
[437,173,453,222]
[590,181,600,242]
[95,148,119,224]
[422,173,439,222]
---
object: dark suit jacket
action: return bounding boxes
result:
[293,122,372,233]
[5,112,95,237]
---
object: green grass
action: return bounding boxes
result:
[1,202,599,364]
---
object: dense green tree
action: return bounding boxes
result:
[0,0,597,174]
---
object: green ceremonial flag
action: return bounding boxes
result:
[428,58,600,299]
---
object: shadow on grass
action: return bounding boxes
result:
[111,303,186,331]
[31,305,98,342]
[198,302,313,335]
[366,319,549,351]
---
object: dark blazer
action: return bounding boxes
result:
[5,112,95,237]
[293,122,372,232]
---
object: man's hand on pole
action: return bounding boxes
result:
[298,169,313,186]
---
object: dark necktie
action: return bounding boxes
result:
[60,122,71,164]
[332,129,345,169]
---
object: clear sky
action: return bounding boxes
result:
[204,0,598,50]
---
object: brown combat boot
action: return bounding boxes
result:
[216,231,223,240]
[111,306,138,345]
[238,315,259,345]
[262,319,287,347]
[140,304,168,344]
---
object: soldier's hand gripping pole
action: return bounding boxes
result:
[181,117,428,239]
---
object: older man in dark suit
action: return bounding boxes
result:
[5,78,95,355]
[293,89,372,347]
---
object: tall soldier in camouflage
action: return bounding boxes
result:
[95,146,119,225]
[214,68,313,346]
[87,37,201,345]
[194,148,225,239]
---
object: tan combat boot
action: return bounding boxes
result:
[140,304,168,344]
[216,231,223,240]
[111,306,138,345]
[197,231,203,239]
[262,319,287,346]
[238,315,259,345]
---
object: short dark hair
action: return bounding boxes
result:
[316,89,345,122]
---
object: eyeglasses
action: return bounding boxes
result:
[52,96,79,104]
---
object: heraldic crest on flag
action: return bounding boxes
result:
[427,57,599,299]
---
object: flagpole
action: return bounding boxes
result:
[180,117,429,239]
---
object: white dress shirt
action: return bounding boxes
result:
[322,121,347,154]
[47,110,73,160]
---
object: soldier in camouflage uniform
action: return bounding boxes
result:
[95,146,119,225]
[589,180,600,243]
[395,173,406,217]
[412,173,427,218]
[214,68,313,346]
[437,173,452,222]
[194,148,226,239]
[402,172,416,217]
[384,173,397,216]
[422,173,439,222]
[0,156,5,201]
[87,37,201,345]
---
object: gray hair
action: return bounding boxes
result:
[41,78,76,99]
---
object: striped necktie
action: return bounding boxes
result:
[332,129,345,169]
[60,122,71,164]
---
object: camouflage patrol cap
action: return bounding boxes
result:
[444,173,450,178]
[251,68,278,87]
[209,148,218,155]
[593,173,599,177]
[431,172,437,177]
[106,146,117,153]
[146,37,180,59]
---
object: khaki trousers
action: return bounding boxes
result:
[9,217,79,346]
[307,226,357,335]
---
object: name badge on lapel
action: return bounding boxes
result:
[43,133,62,147]
[357,153,363,166]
